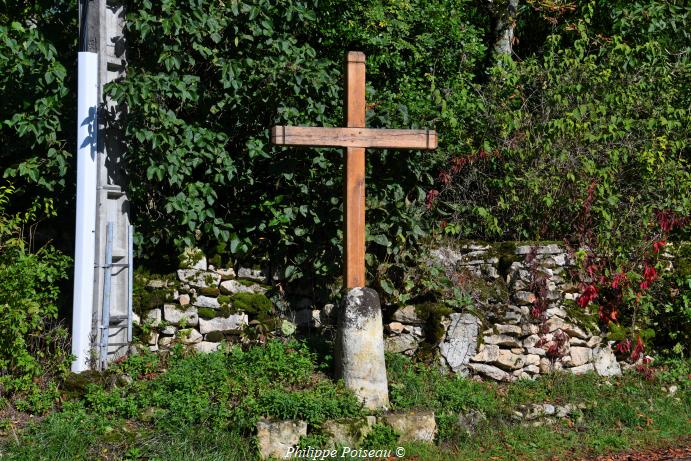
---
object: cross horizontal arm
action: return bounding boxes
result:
[271,126,438,150]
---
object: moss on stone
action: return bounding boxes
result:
[132,268,182,317]
[217,295,231,305]
[218,305,236,317]
[205,331,225,342]
[231,292,273,317]
[200,286,220,297]
[459,269,509,305]
[415,303,453,344]
[62,370,106,398]
[197,307,216,320]
[134,288,167,315]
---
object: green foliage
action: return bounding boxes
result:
[6,348,689,460]
[361,424,398,449]
[646,243,691,358]
[0,184,72,406]
[0,10,74,196]
[2,1,688,312]
[106,0,487,289]
[655,357,691,385]
[0,3,76,248]
[378,252,474,311]
[58,340,362,438]
[177,247,204,269]
[252,381,362,426]
[435,7,690,245]
[427,1,691,353]
[386,354,498,441]
[109,350,160,380]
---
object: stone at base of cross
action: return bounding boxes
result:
[334,287,389,409]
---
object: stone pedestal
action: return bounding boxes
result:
[335,287,389,409]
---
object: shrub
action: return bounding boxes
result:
[434,15,690,245]
[429,1,690,355]
[0,3,77,252]
[645,243,691,358]
[105,0,488,290]
[361,424,399,449]
[0,184,72,407]
[75,340,361,434]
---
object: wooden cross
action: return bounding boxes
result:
[271,51,437,288]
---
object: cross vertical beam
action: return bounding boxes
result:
[270,51,437,291]
[344,51,366,288]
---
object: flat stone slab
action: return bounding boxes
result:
[220,279,266,295]
[471,345,526,371]
[381,411,436,443]
[193,341,221,353]
[593,346,621,377]
[544,318,588,339]
[516,244,562,255]
[322,416,376,448]
[565,346,592,367]
[163,304,198,327]
[198,314,248,334]
[484,334,522,348]
[439,313,480,375]
[193,295,221,309]
[256,419,307,460]
[237,267,267,282]
[468,363,512,381]
[214,267,236,280]
[177,269,221,289]
[385,333,418,354]
[144,309,161,327]
[391,305,423,324]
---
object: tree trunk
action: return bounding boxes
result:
[493,0,519,58]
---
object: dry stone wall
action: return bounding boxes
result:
[389,242,621,380]
[135,242,622,381]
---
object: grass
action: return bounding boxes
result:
[1,341,689,460]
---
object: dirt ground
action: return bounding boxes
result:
[574,440,691,461]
